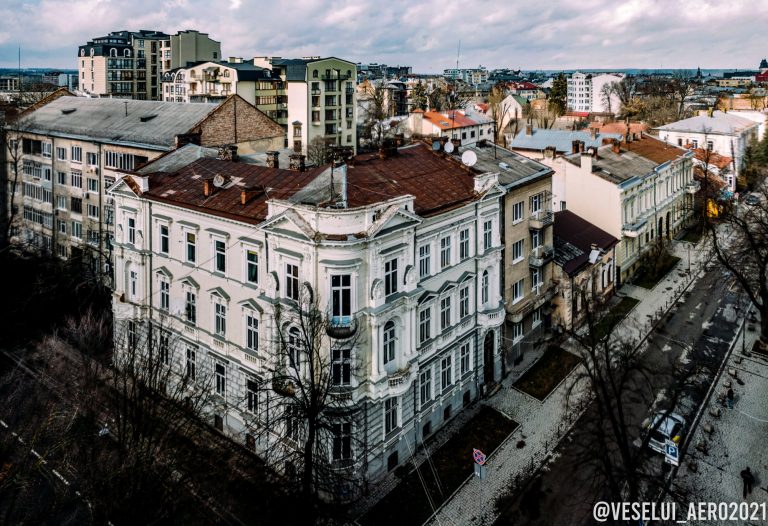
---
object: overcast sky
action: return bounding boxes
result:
[0,0,766,72]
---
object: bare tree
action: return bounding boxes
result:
[307,136,335,166]
[488,85,512,147]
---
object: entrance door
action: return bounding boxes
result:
[483,331,495,385]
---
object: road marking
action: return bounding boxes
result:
[0,419,7,428]
[52,469,70,485]
[30,448,41,459]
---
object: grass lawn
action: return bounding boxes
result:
[358,406,518,526]
[591,296,641,341]
[513,346,582,401]
[634,256,681,289]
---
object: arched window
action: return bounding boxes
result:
[124,48,131,57]
[223,70,230,77]
[80,49,85,57]
[90,48,95,57]
[287,327,302,371]
[110,48,117,57]
[312,70,318,78]
[481,270,489,305]
[176,72,184,82]
[383,321,396,365]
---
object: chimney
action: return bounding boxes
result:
[543,146,556,159]
[203,178,214,197]
[580,152,593,173]
[289,153,306,172]
[438,136,449,147]
[611,139,621,154]
[450,137,461,151]
[590,126,598,140]
[525,123,533,136]
[218,145,239,162]
[266,150,279,169]
[394,133,405,147]
[707,107,714,118]
[572,140,580,154]
[240,185,263,205]
[589,146,599,160]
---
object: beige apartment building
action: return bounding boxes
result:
[78,29,220,100]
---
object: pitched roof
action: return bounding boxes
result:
[554,210,618,276]
[511,128,621,153]
[589,121,648,135]
[422,110,481,130]
[15,96,219,149]
[692,148,732,170]
[656,111,758,135]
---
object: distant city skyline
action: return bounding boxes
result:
[0,0,765,73]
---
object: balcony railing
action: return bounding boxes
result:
[528,245,554,267]
[685,181,700,194]
[622,219,648,238]
[529,210,553,230]
[388,364,411,388]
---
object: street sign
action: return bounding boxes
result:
[473,448,487,465]
[474,462,487,479]
[664,440,679,466]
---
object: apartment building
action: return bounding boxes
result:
[541,135,696,284]
[567,72,623,114]
[108,141,506,487]
[451,140,555,370]
[6,94,284,278]
[656,110,760,191]
[78,29,220,100]
[253,56,357,154]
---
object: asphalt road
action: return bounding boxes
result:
[494,262,743,526]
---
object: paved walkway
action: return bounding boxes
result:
[423,238,715,526]
[670,312,768,525]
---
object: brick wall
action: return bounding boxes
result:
[194,95,285,152]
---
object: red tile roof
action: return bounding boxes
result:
[692,148,732,170]
[621,134,688,165]
[589,121,648,135]
[139,143,480,226]
[423,110,478,130]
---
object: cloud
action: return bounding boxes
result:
[1,0,766,71]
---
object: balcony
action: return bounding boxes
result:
[528,245,554,267]
[321,73,351,81]
[685,181,700,194]
[478,305,505,327]
[529,210,553,230]
[326,316,357,340]
[622,218,647,238]
[507,299,534,324]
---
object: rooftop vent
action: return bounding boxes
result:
[61,108,77,115]
[139,114,157,122]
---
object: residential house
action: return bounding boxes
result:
[406,109,494,145]
[6,94,284,277]
[567,72,624,114]
[108,141,506,487]
[656,110,760,191]
[510,126,621,161]
[158,30,222,74]
[552,210,619,331]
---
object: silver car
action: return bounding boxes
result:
[647,412,685,455]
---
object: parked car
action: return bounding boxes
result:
[647,411,685,455]
[745,194,760,206]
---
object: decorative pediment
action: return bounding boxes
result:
[208,286,231,301]
[261,209,316,240]
[417,290,437,305]
[155,266,173,279]
[369,205,422,239]
[238,298,263,313]
[181,276,199,289]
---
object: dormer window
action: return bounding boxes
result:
[124,49,131,57]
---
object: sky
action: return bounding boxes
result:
[0,0,766,72]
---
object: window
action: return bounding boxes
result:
[512,278,524,303]
[512,201,524,222]
[87,178,99,192]
[71,171,82,188]
[287,327,302,371]
[241,313,259,353]
[384,258,398,296]
[186,232,196,263]
[691,139,698,149]
[186,347,196,380]
[57,219,66,234]
[69,197,82,214]
[71,146,82,163]
[56,147,67,161]
[440,296,452,330]
[677,138,683,147]
[246,250,258,283]
[86,152,97,166]
[185,291,196,323]
[440,236,451,269]
[286,404,301,441]
[459,229,470,260]
[159,330,170,365]
[533,307,542,327]
[127,321,137,348]
[483,220,493,250]
[127,217,135,244]
[419,307,431,344]
[383,321,395,364]
[214,301,226,336]
[246,378,259,414]
[285,263,300,301]
[332,347,351,386]
[332,422,352,461]
[159,279,169,311]
[512,239,524,262]
[214,239,226,273]
[481,270,489,305]
[384,398,399,434]
[105,151,138,170]
[459,285,470,318]
[71,221,82,239]
[531,230,541,250]
[420,369,432,405]
[441,355,452,390]
[159,225,169,254]
[57,171,67,185]
[215,362,227,396]
[41,142,52,158]
[460,343,471,375]
[419,244,431,278]
[512,322,523,342]
[87,204,99,219]
[530,193,542,214]
[532,268,542,289]
[331,274,352,324]
[706,140,713,151]
[129,270,138,299]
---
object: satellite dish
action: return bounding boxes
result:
[213,174,226,188]
[461,150,478,167]
[444,141,455,153]
[432,141,441,151]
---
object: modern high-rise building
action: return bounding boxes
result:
[78,29,220,101]
[566,72,623,114]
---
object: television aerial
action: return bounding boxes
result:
[461,150,477,167]
[444,141,455,154]
[213,174,227,187]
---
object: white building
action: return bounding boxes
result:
[108,141,506,487]
[406,109,494,145]
[566,72,623,114]
[656,110,760,191]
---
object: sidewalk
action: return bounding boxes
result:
[423,238,713,526]
[670,315,768,524]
